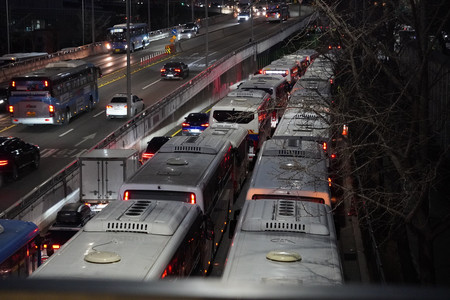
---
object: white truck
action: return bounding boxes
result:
[79,149,140,205]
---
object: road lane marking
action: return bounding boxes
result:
[94,110,105,117]
[142,79,161,90]
[59,129,74,137]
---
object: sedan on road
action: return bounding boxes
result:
[161,62,189,80]
[106,93,145,119]
[182,113,210,136]
[0,136,40,182]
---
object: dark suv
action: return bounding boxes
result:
[182,113,210,136]
[141,136,171,163]
[161,62,189,80]
[0,136,40,181]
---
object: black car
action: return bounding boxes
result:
[182,113,210,136]
[42,203,93,260]
[184,22,199,34]
[0,136,40,181]
[55,203,93,226]
[0,85,8,112]
[141,136,171,163]
[161,62,189,80]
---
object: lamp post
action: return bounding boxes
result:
[126,0,132,118]
[91,0,95,43]
[205,0,209,67]
[82,0,85,45]
[148,0,151,31]
[6,0,10,53]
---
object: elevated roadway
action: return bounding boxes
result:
[0,5,316,223]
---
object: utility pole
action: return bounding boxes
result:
[205,0,209,67]
[126,0,132,118]
[148,0,151,31]
[6,0,10,53]
[91,0,95,43]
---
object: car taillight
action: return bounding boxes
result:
[182,122,190,127]
[106,105,113,109]
[142,152,154,160]
[52,244,61,250]
[49,105,55,117]
[174,68,181,73]
[8,105,13,115]
[0,160,9,166]
[201,123,209,127]
[160,68,166,72]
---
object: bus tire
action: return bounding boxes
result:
[64,109,70,125]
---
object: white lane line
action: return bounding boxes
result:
[94,110,105,118]
[59,129,74,137]
[188,57,205,67]
[142,79,161,90]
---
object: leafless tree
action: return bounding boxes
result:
[310,0,450,284]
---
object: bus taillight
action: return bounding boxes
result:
[11,81,16,88]
[322,142,328,151]
[123,191,130,201]
[190,193,196,204]
[8,105,13,115]
[44,80,49,87]
[52,244,61,250]
[49,105,55,117]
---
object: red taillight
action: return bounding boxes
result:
[52,244,61,250]
[160,68,166,72]
[285,70,289,76]
[106,105,113,109]
[0,160,9,166]
[328,177,332,187]
[201,123,209,127]
[322,142,327,151]
[328,45,332,49]
[123,191,130,201]
[142,152,154,160]
[330,153,337,159]
[49,105,55,117]
[190,193,196,204]
[8,105,13,114]
[174,68,181,73]
[182,122,190,127]
[342,125,348,136]
[11,81,15,88]
[44,80,49,87]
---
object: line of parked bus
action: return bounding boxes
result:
[23,48,343,284]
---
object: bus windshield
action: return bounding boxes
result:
[213,110,254,124]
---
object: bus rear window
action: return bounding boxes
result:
[251,194,325,204]
[11,80,50,91]
[123,190,194,202]
[213,110,254,124]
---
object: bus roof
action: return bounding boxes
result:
[246,139,331,206]
[11,60,95,81]
[201,124,248,148]
[109,23,148,30]
[119,135,232,210]
[273,108,330,142]
[222,199,343,285]
[30,200,202,281]
[212,92,271,112]
[0,219,39,264]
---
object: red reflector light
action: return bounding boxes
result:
[0,160,9,166]
[190,193,196,204]
[123,191,130,201]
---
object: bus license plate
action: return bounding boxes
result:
[27,111,36,117]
